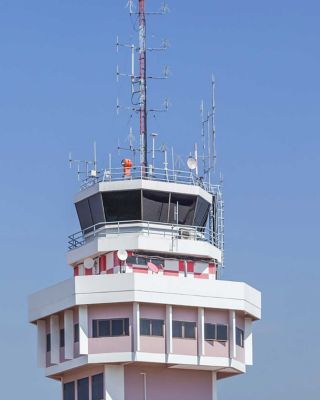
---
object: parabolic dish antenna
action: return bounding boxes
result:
[187,157,197,170]
[84,257,94,269]
[117,249,128,261]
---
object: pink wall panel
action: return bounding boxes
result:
[124,364,213,400]
[88,336,132,353]
[140,336,165,353]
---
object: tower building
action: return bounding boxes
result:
[28,2,261,400]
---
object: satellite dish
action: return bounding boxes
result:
[117,249,128,261]
[84,257,94,269]
[187,157,197,170]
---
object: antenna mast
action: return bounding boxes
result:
[138,0,148,171]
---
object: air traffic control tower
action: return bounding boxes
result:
[28,2,261,400]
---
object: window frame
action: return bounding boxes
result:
[92,318,130,338]
[204,323,216,341]
[172,320,196,339]
[216,324,228,341]
[236,327,244,348]
[140,318,164,337]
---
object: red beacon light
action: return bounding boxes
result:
[121,158,133,176]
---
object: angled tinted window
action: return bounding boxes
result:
[204,323,216,340]
[63,382,75,400]
[92,373,104,400]
[102,190,141,222]
[142,190,169,222]
[194,196,210,227]
[89,193,105,225]
[169,194,196,225]
[217,324,228,341]
[77,377,89,400]
[75,199,93,231]
[111,319,123,336]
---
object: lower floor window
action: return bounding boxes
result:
[92,373,104,400]
[77,377,89,400]
[92,318,129,337]
[140,318,164,336]
[236,327,244,347]
[216,324,228,341]
[63,382,75,400]
[172,320,196,339]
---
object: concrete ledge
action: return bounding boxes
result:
[29,274,261,322]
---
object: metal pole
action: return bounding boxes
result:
[139,0,148,173]
[140,372,147,400]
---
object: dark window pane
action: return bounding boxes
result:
[194,196,210,227]
[60,329,65,348]
[46,334,51,352]
[77,377,89,400]
[172,321,183,338]
[89,193,105,225]
[124,318,129,335]
[98,320,110,337]
[151,319,164,336]
[140,319,151,336]
[92,320,98,338]
[75,199,93,231]
[111,319,124,336]
[236,327,244,347]
[92,373,104,400]
[150,258,164,267]
[102,190,141,222]
[126,256,138,264]
[142,190,170,223]
[217,324,228,341]
[204,323,216,340]
[184,322,196,339]
[169,194,197,225]
[63,382,75,400]
[74,324,79,343]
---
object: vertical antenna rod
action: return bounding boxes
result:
[139,0,148,171]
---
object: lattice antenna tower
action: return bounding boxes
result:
[200,75,217,188]
[116,0,169,174]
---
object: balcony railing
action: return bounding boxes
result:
[79,165,218,193]
[68,220,216,251]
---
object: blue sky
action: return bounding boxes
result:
[0,0,319,398]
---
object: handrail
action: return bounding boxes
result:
[79,165,219,193]
[67,219,217,251]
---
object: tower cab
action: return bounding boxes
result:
[67,170,223,279]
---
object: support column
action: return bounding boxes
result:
[50,314,60,364]
[166,305,173,354]
[229,310,236,359]
[198,307,205,356]
[212,372,217,400]
[37,320,46,367]
[79,305,88,355]
[133,302,140,352]
[104,365,125,400]
[244,317,253,365]
[64,309,74,360]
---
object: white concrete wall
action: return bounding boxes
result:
[64,309,74,360]
[105,365,125,400]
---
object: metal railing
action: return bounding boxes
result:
[68,220,215,251]
[79,165,217,193]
